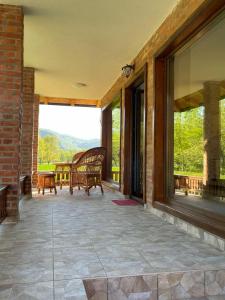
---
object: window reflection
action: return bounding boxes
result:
[171,15,225,216]
[112,102,121,183]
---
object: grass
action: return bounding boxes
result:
[112,166,120,172]
[174,170,225,179]
[174,170,203,177]
[38,164,55,171]
[38,163,120,172]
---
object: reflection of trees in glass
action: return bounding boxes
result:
[174,107,203,174]
[174,102,225,178]
[220,99,225,176]
[112,105,120,171]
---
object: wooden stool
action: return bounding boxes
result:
[37,172,57,195]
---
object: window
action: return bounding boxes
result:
[168,13,225,216]
[111,101,121,183]
[102,94,121,185]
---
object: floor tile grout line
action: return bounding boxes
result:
[52,207,55,300]
[90,239,108,278]
[1,189,225,298]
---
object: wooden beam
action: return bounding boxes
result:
[39,96,101,107]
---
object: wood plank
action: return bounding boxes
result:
[153,57,167,203]
[123,87,133,196]
[39,96,100,107]
[154,200,225,239]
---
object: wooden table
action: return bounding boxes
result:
[37,172,57,195]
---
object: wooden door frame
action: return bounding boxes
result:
[123,64,148,203]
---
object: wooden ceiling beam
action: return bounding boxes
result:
[39,96,101,107]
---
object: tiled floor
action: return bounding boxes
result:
[0,187,225,299]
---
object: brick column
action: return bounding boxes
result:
[21,67,34,195]
[203,81,221,186]
[0,5,23,217]
[32,95,39,187]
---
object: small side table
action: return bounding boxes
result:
[37,172,57,195]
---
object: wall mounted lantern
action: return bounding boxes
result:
[122,64,135,78]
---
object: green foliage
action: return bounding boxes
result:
[38,129,100,170]
[38,135,80,165]
[112,107,120,169]
[38,135,61,164]
[174,100,225,177]
[40,128,99,150]
[220,100,225,176]
[174,107,203,173]
[38,164,55,171]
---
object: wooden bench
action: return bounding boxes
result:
[0,185,7,223]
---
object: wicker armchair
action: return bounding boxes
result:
[70,147,106,195]
[55,151,85,189]
[72,151,84,163]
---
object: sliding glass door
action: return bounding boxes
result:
[132,83,145,199]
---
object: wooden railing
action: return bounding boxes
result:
[112,171,120,183]
[54,163,71,189]
[55,163,117,188]
[174,174,225,198]
[0,185,7,223]
[174,175,203,195]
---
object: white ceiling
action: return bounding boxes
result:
[2,0,178,99]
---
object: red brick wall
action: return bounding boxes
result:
[32,95,39,187]
[21,67,34,195]
[0,5,23,216]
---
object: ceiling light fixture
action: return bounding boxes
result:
[122,64,135,78]
[72,82,88,88]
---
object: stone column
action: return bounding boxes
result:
[32,95,39,187]
[203,81,221,187]
[0,5,24,217]
[21,67,35,196]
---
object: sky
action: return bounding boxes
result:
[39,105,101,140]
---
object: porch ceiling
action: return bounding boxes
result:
[1,0,178,101]
[39,96,101,107]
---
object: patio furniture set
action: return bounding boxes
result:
[37,147,106,196]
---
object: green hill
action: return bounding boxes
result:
[39,128,100,150]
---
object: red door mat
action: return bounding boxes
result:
[112,199,139,206]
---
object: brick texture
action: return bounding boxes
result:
[0,5,23,216]
[101,0,207,204]
[21,67,34,195]
[32,94,39,187]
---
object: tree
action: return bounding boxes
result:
[38,135,60,164]
[38,137,46,164]
[174,107,203,174]
[112,107,120,169]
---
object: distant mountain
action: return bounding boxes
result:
[39,128,100,150]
